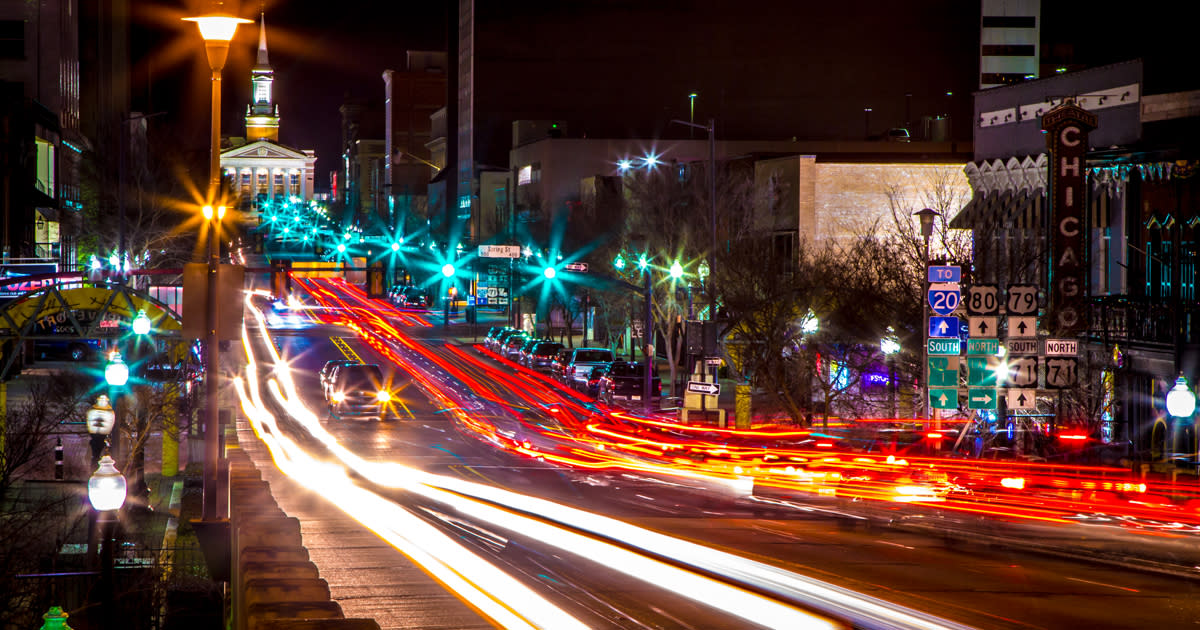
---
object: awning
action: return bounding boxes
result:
[950,188,1046,231]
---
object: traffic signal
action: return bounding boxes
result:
[253,231,264,254]
[367,261,385,298]
[271,260,291,297]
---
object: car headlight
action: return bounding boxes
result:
[375,390,391,402]
[331,392,345,402]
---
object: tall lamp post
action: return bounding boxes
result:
[88,455,127,630]
[881,327,900,419]
[184,8,250,521]
[914,208,940,425]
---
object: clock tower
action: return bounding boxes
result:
[245,13,279,142]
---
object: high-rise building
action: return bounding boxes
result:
[979,0,1040,90]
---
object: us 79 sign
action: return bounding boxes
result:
[1007,284,1038,315]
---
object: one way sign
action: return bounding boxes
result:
[969,317,997,338]
[1005,388,1037,410]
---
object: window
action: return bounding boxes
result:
[34,137,55,198]
[981,16,1036,28]
[981,44,1035,57]
[273,172,284,196]
[256,171,268,194]
[981,72,1032,86]
[0,20,23,59]
[240,171,252,193]
[289,172,300,195]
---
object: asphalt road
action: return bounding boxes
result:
[249,294,1200,630]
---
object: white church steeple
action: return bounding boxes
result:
[245,12,279,141]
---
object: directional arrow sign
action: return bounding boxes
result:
[564,262,589,272]
[969,317,997,338]
[929,316,959,339]
[929,387,958,410]
[1005,388,1037,410]
[687,380,720,396]
[1008,316,1037,339]
[969,388,998,410]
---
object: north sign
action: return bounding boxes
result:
[966,338,1000,356]
[928,283,962,316]
[1045,338,1078,356]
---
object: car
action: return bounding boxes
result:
[550,348,572,381]
[398,286,430,309]
[320,359,359,399]
[597,361,662,404]
[34,338,103,362]
[582,364,610,397]
[486,326,516,351]
[502,333,530,361]
[491,328,522,353]
[563,347,614,388]
[885,127,911,142]
[327,363,391,420]
[524,341,564,371]
[515,337,538,365]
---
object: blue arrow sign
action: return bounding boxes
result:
[929,316,959,339]
[927,284,962,316]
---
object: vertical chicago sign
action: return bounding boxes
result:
[1042,99,1097,335]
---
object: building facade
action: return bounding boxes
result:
[953,59,1200,463]
[219,14,316,216]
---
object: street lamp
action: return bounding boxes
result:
[913,208,940,425]
[881,327,900,418]
[184,6,250,521]
[104,351,129,388]
[1167,374,1196,418]
[88,455,127,630]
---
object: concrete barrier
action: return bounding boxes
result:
[244,577,332,607]
[257,620,380,630]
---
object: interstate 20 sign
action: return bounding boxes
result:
[928,283,962,316]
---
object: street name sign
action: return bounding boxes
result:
[1006,284,1039,315]
[968,388,998,410]
[928,283,962,316]
[967,356,1001,387]
[687,381,720,395]
[930,388,958,410]
[928,356,959,388]
[705,357,722,366]
[966,285,999,315]
[967,338,1000,356]
[1006,339,1038,356]
[564,262,589,272]
[928,338,961,355]
[1007,316,1037,338]
[1045,358,1078,388]
[1008,357,1038,386]
[928,265,961,283]
[929,316,959,338]
[1045,338,1078,356]
[478,245,521,258]
[969,316,997,338]
[1005,388,1037,410]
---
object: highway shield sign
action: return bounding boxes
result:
[928,356,959,388]
[966,285,999,315]
[1045,358,1078,388]
[928,283,962,316]
[1008,357,1038,387]
[1006,284,1039,315]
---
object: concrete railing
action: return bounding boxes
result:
[227,450,379,630]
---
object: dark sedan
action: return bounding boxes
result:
[598,361,662,404]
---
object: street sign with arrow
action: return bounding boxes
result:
[968,388,998,410]
[969,316,997,338]
[1005,388,1037,410]
[1008,316,1036,338]
[929,387,958,410]
[687,381,720,396]
[929,316,958,338]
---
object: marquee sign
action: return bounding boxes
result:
[1042,100,1097,335]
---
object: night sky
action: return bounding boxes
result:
[134,1,1190,187]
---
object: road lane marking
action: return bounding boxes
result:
[875,540,915,550]
[1066,577,1140,593]
[330,336,364,362]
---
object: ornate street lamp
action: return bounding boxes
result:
[184,6,249,521]
[104,351,129,387]
[1167,374,1196,418]
[913,207,941,424]
[88,455,127,630]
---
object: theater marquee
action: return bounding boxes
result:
[1042,100,1097,335]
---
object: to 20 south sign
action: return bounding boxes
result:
[1042,101,1097,335]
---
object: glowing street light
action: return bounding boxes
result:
[669,260,684,280]
[614,254,626,271]
[336,243,346,253]
[131,309,151,336]
[391,242,401,252]
[1167,374,1196,418]
[543,266,557,279]
[442,263,456,277]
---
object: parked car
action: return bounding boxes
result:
[398,286,430,309]
[550,348,572,381]
[492,328,523,353]
[327,363,390,420]
[598,361,662,404]
[564,347,614,388]
[524,341,564,371]
[502,333,530,361]
[582,364,610,397]
[34,338,102,362]
[516,337,541,366]
[320,359,359,400]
